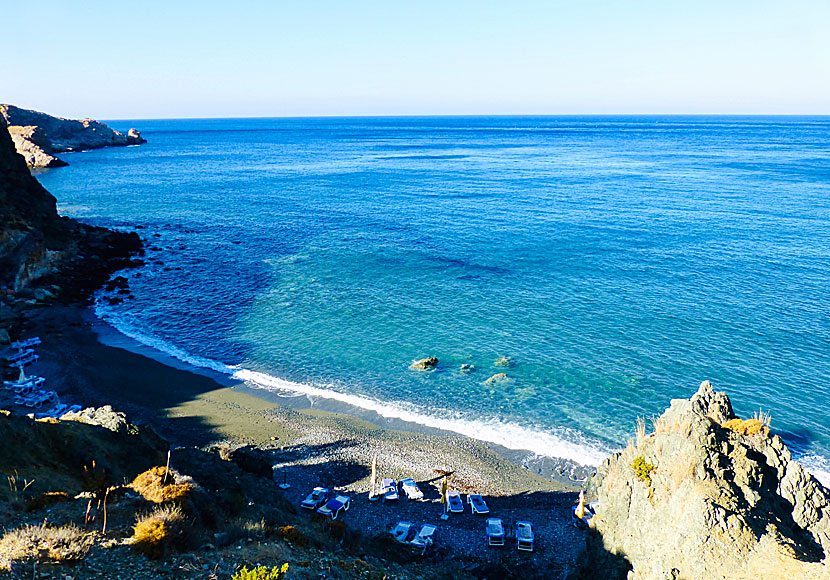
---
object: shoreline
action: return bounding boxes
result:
[13,303,583,496]
[89,304,602,485]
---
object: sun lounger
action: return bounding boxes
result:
[300,487,329,510]
[18,390,57,408]
[447,490,463,513]
[468,493,489,514]
[382,478,399,502]
[5,349,34,363]
[391,521,415,544]
[35,403,68,420]
[486,518,505,546]
[10,354,39,368]
[516,521,534,552]
[11,337,40,350]
[400,478,423,500]
[65,405,82,414]
[5,376,45,393]
[316,495,350,519]
[410,524,437,555]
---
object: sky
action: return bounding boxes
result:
[3,0,829,119]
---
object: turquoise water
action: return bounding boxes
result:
[36,116,830,481]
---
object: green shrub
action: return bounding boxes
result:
[232,563,289,580]
[631,456,656,485]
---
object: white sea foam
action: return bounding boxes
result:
[798,455,830,489]
[234,368,614,466]
[94,301,614,467]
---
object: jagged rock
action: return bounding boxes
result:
[409,357,438,370]
[586,380,830,580]
[0,104,146,169]
[62,405,130,434]
[226,445,273,478]
[7,125,67,168]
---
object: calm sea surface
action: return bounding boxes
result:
[36,116,830,481]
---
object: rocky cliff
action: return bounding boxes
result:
[0,116,141,340]
[0,104,146,168]
[585,381,830,580]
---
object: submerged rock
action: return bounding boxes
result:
[409,357,438,370]
[460,363,475,373]
[586,380,830,580]
[483,373,509,385]
[494,356,513,367]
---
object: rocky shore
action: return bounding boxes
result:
[0,104,146,168]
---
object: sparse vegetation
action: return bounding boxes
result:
[131,466,193,503]
[277,525,310,547]
[723,418,769,437]
[0,522,92,570]
[232,563,289,580]
[130,504,186,558]
[26,490,72,511]
[631,455,656,485]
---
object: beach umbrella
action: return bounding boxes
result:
[369,456,377,499]
[576,490,585,520]
[440,476,448,504]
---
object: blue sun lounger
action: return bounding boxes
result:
[468,493,489,514]
[487,518,505,546]
[516,521,534,552]
[382,478,399,501]
[411,524,437,555]
[316,495,351,519]
[447,490,464,513]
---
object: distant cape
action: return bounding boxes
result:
[0,104,146,168]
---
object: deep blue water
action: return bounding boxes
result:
[36,116,830,481]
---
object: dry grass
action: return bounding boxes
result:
[131,466,193,503]
[277,525,310,547]
[130,504,185,558]
[0,522,92,570]
[26,491,73,511]
[636,416,647,448]
[723,418,769,437]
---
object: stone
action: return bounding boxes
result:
[494,356,512,367]
[409,357,438,370]
[586,380,830,580]
[460,363,475,373]
[483,373,508,385]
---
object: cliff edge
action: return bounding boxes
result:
[585,381,830,580]
[0,116,141,340]
[0,104,146,168]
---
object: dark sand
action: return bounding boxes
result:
[5,304,590,575]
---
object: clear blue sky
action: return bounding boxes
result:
[4,0,828,119]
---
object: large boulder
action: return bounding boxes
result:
[586,381,830,580]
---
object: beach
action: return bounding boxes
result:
[5,303,588,576]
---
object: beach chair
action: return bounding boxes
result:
[8,377,45,394]
[25,391,57,408]
[391,521,415,544]
[300,487,329,510]
[5,348,34,363]
[468,493,489,514]
[486,518,505,546]
[316,495,350,519]
[11,337,40,351]
[382,478,399,502]
[410,524,437,555]
[64,404,82,414]
[35,403,68,420]
[400,478,424,500]
[516,521,534,552]
[447,490,463,513]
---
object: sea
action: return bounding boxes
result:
[35,116,830,485]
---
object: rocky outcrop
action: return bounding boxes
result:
[0,104,146,168]
[0,116,142,334]
[586,381,830,580]
[409,357,438,370]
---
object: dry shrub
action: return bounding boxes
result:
[26,491,73,512]
[723,418,769,437]
[0,522,91,570]
[131,466,193,503]
[635,417,647,448]
[130,504,185,558]
[277,525,309,547]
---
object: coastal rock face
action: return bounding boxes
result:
[587,381,830,580]
[0,104,146,168]
[0,116,141,325]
